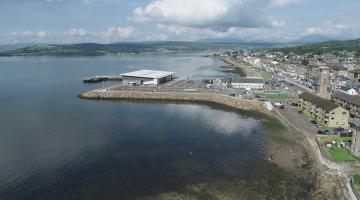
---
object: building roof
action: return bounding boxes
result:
[332,92,360,106]
[349,68,360,74]
[339,86,351,92]
[121,70,175,79]
[299,92,339,112]
[232,77,264,84]
[353,126,360,132]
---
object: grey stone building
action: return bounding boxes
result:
[351,127,360,157]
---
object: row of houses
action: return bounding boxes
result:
[298,92,349,128]
[332,92,360,120]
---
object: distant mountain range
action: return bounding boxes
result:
[0,41,283,57]
[0,35,358,57]
[197,34,336,44]
[0,43,43,52]
[289,35,334,44]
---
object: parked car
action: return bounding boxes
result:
[334,127,345,133]
[291,102,298,106]
[317,130,324,135]
[274,102,285,109]
[310,120,317,124]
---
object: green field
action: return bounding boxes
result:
[259,71,272,80]
[257,93,295,100]
[320,136,355,162]
[320,136,352,143]
[353,175,360,192]
[325,147,355,162]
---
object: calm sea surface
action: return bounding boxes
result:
[0,54,311,200]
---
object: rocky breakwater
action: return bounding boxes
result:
[80,89,266,113]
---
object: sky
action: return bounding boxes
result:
[0,0,360,44]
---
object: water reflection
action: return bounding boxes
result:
[165,104,262,136]
[0,55,273,200]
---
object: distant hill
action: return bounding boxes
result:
[196,38,249,43]
[290,35,333,44]
[0,43,43,52]
[0,41,283,56]
[272,38,360,57]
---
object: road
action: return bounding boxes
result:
[274,100,319,136]
[283,79,314,93]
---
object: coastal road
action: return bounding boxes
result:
[283,79,314,93]
[274,101,319,136]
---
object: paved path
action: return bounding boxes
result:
[283,79,314,93]
[274,101,319,136]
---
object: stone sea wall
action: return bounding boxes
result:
[80,90,266,112]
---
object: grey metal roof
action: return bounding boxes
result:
[332,92,360,106]
[232,77,264,84]
[121,70,175,79]
[299,92,339,112]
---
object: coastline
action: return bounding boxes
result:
[79,86,355,199]
[79,89,267,113]
[214,55,259,77]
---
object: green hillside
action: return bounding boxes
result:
[0,41,280,56]
[272,38,360,57]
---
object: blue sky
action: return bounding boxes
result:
[0,0,359,44]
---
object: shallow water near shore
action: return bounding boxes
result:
[0,54,314,199]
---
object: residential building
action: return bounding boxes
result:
[338,87,359,96]
[298,92,349,128]
[331,92,360,119]
[349,68,360,87]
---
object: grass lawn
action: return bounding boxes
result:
[320,136,352,143]
[353,175,360,192]
[259,71,272,80]
[320,135,355,162]
[326,147,355,162]
[257,93,295,100]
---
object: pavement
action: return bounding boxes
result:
[273,100,319,136]
[107,80,231,95]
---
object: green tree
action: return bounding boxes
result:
[302,59,309,66]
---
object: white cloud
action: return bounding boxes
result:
[0,0,96,4]
[104,26,135,39]
[0,26,136,44]
[304,22,349,36]
[153,24,288,41]
[270,0,302,7]
[132,0,280,28]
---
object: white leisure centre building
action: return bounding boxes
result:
[120,70,176,85]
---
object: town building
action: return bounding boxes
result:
[349,68,360,87]
[120,70,175,85]
[338,86,359,96]
[331,92,360,119]
[318,66,331,99]
[231,77,264,90]
[298,92,349,128]
[351,127,360,157]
